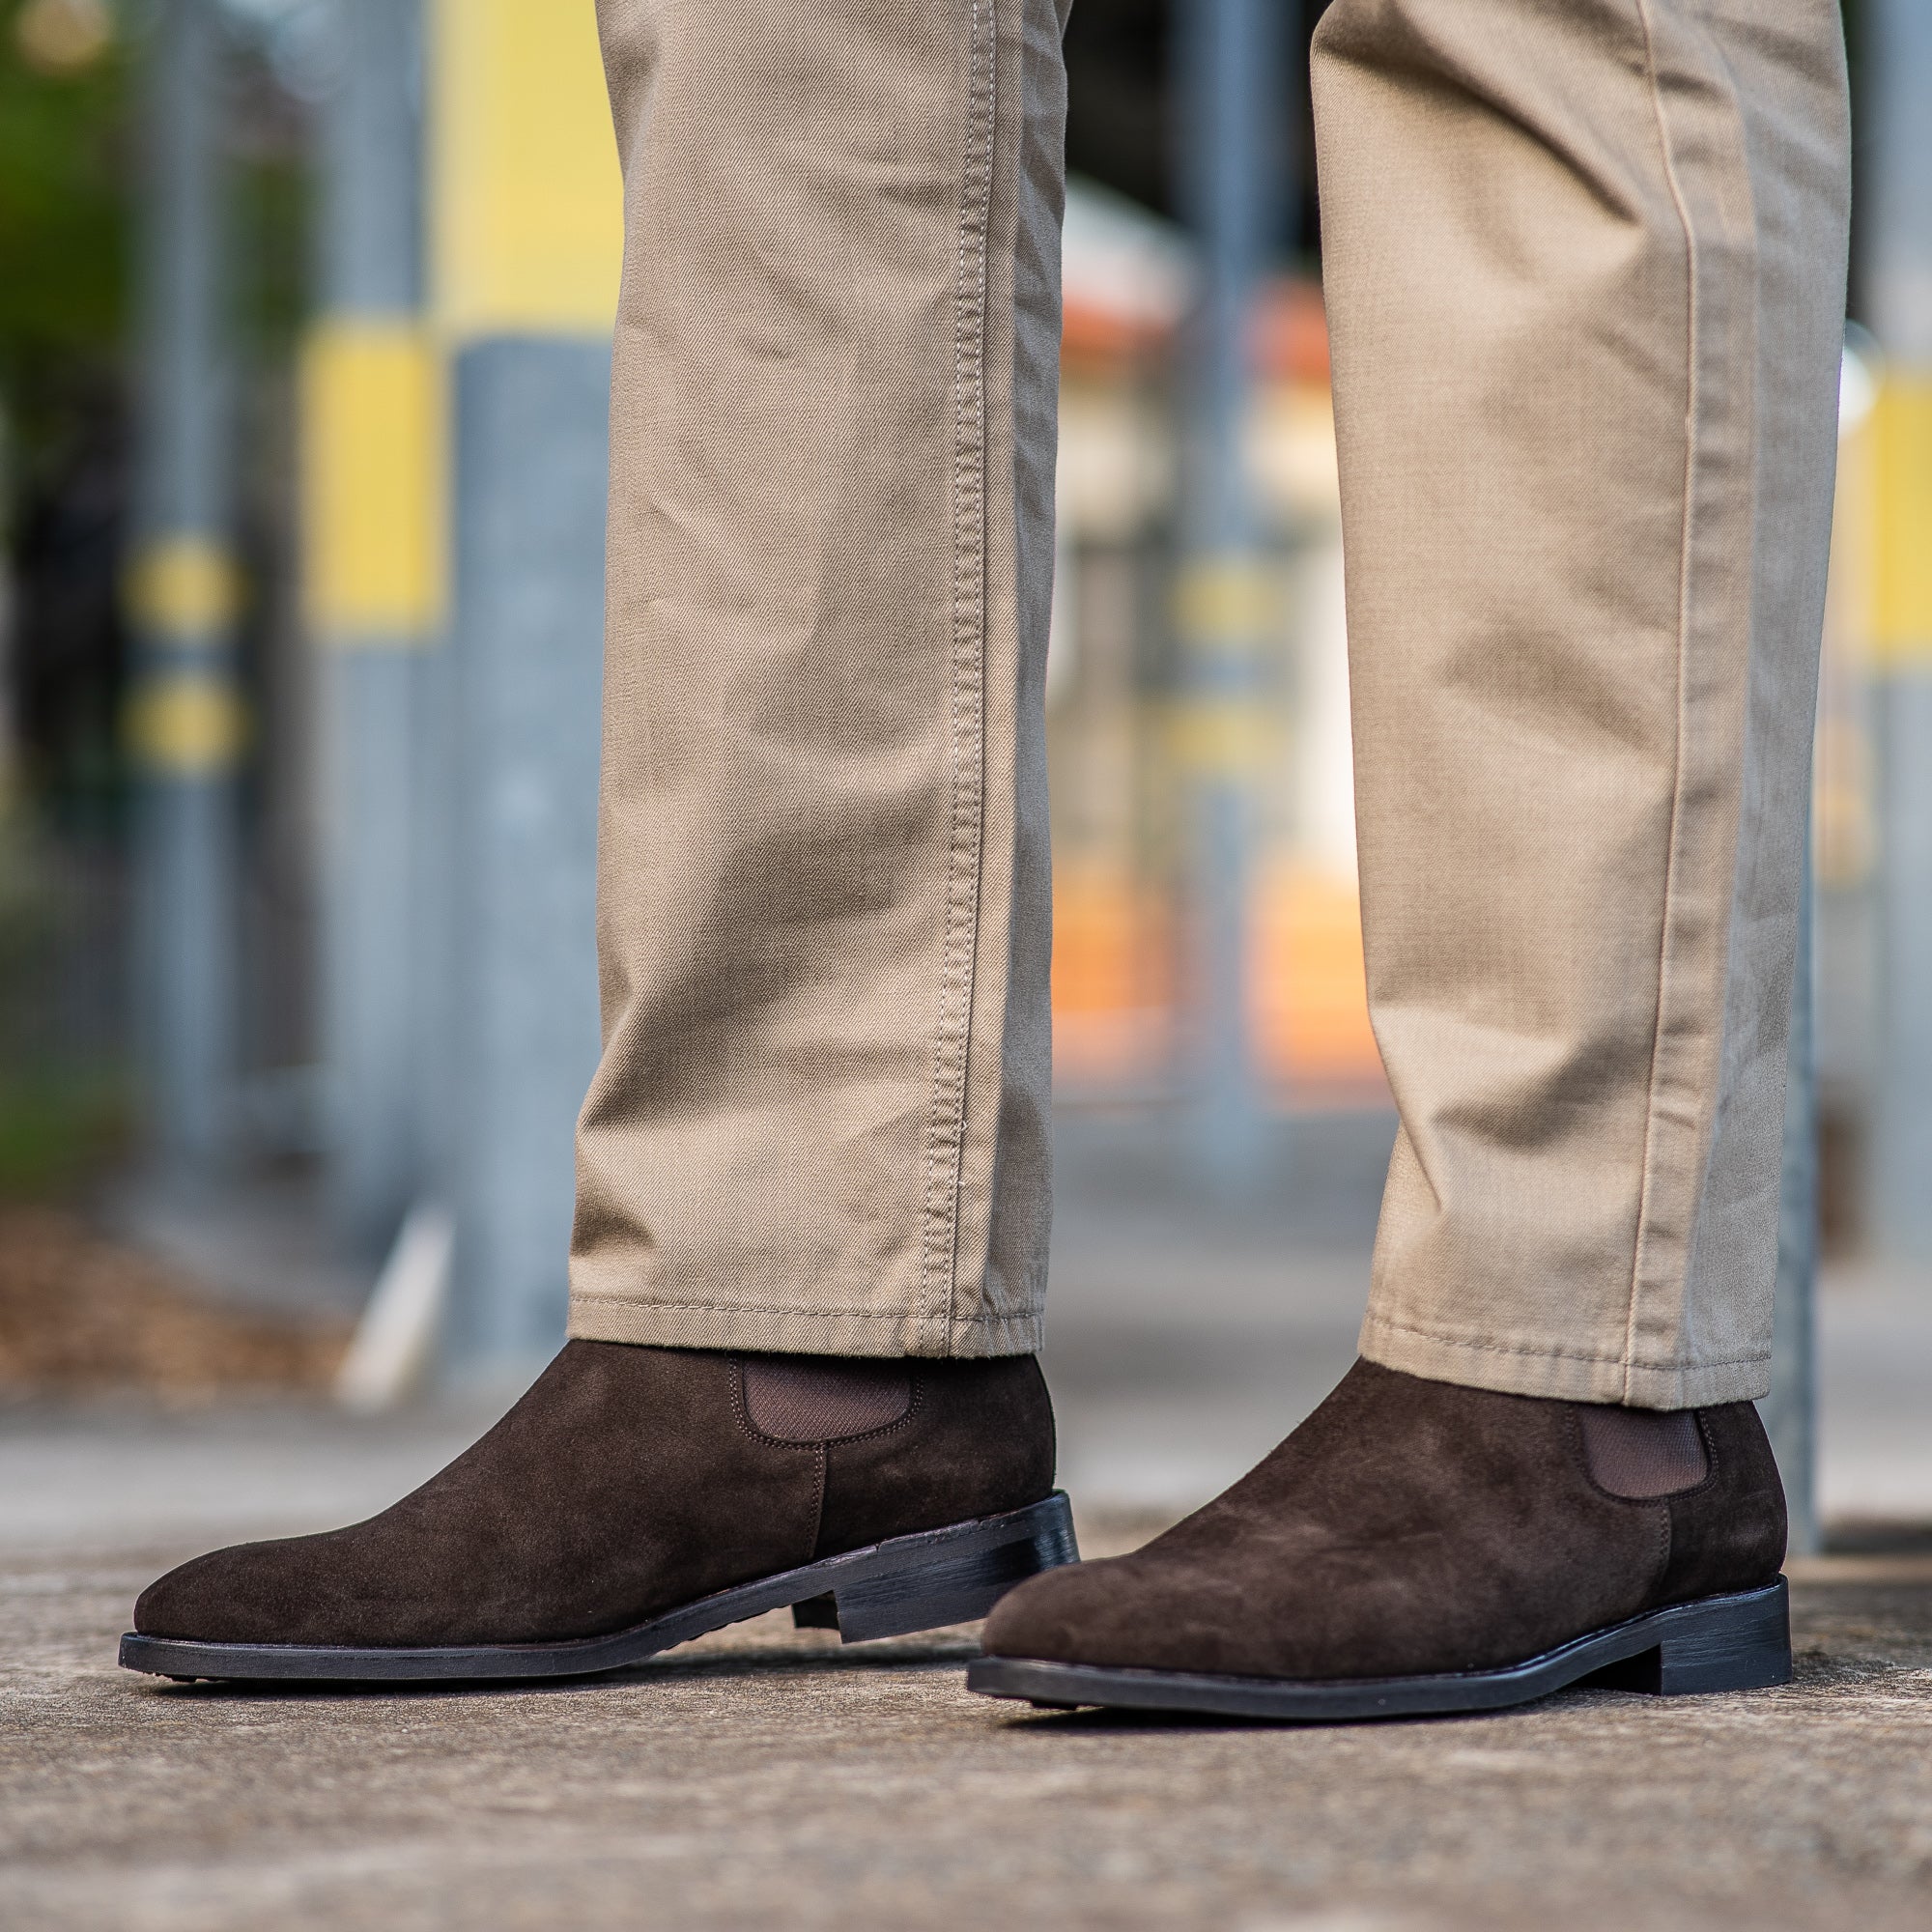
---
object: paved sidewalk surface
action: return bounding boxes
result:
[4,1522,1932,1931]
[4,1113,1930,1930]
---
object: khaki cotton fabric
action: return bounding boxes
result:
[572,0,1849,1405]
[571,0,1068,1356]
[1319,0,1850,1405]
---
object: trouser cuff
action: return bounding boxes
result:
[568,1293,1043,1360]
[1357,1311,1772,1409]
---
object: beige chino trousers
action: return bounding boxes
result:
[571,0,1851,1408]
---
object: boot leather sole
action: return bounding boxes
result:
[968,1576,1790,1721]
[120,1492,1076,1685]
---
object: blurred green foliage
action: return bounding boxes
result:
[0,5,129,440]
[0,13,131,1163]
[0,1060,127,1196]
[0,7,312,1187]
[0,817,127,1197]
[1,4,313,439]
[2,2,311,811]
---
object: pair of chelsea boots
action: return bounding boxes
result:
[124,1343,1791,1720]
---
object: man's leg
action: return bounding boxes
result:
[1334,0,1849,1409]
[979,0,1851,1718]
[575,0,1068,1361]
[124,0,1080,1684]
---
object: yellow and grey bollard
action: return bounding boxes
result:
[304,0,441,1257]
[1171,0,1292,1190]
[430,0,619,1374]
[1767,860,1819,1555]
[1866,0,1932,1259]
[127,0,243,1171]
[1169,554,1278,1185]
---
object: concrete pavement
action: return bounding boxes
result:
[4,1521,1932,1931]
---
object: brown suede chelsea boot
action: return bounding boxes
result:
[122,1342,1073,1685]
[971,1358,1787,1721]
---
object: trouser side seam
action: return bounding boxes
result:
[922,0,997,1341]
[1624,0,1703,1406]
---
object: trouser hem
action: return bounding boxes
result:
[568,1293,1043,1360]
[1358,1311,1771,1409]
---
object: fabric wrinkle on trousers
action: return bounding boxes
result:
[572,0,1070,1357]
[1316,0,1850,1406]
[571,0,1850,1405]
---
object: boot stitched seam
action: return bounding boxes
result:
[818,1379,927,1450]
[727,1365,831,1458]
[809,1442,829,1558]
[727,1370,833,1573]
[1569,1404,1644,1509]
[1363,1310,1766,1375]
[1683,1408,1722,1504]
[735,1377,928,1451]
[921,0,997,1343]
[1567,1405,1719,1507]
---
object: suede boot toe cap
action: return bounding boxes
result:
[980,1555,1250,1675]
[134,1541,311,1644]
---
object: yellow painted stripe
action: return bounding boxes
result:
[432,0,624,338]
[1871,375,1932,666]
[1174,555,1279,650]
[125,674,247,778]
[1167,697,1276,777]
[301,322,446,638]
[125,538,241,639]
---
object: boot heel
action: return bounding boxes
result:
[1595,1579,1791,1696]
[825,1493,1077,1643]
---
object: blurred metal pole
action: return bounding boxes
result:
[1173,0,1287,1190]
[128,0,242,1173]
[444,342,606,1374]
[1866,0,1932,1259]
[309,0,434,1256]
[430,0,618,1378]
[1768,854,1818,1557]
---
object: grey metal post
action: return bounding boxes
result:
[1874,695,1932,1257]
[1767,856,1818,1556]
[443,341,608,1377]
[1173,0,1287,1189]
[315,0,430,1256]
[1866,0,1932,1259]
[128,0,242,1172]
